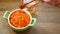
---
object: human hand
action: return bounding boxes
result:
[41,0,60,7]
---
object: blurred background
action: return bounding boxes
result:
[0,0,60,34]
[0,0,20,11]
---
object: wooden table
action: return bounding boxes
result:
[0,1,60,34]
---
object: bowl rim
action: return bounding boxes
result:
[8,9,32,29]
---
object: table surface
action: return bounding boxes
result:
[0,1,60,34]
